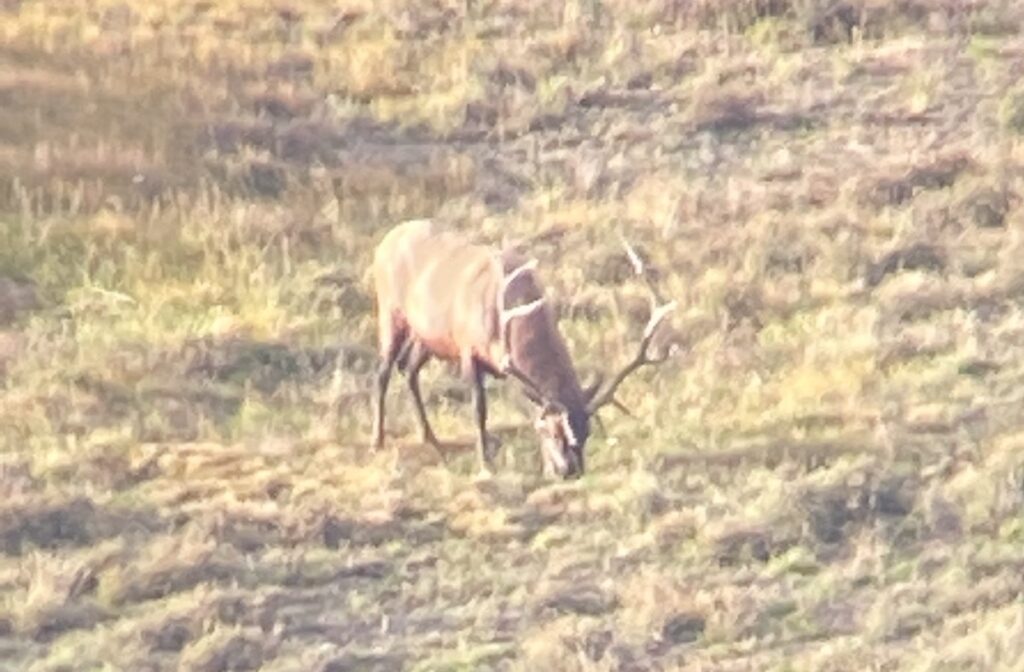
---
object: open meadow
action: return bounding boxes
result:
[2,0,1024,669]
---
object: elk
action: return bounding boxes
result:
[369,218,676,479]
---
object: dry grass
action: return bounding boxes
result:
[2,0,1024,670]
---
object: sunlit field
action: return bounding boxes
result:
[2,0,1024,669]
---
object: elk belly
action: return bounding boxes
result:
[416,333,461,362]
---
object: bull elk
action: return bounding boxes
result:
[369,219,676,479]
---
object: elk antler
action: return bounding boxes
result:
[585,234,677,416]
[617,231,668,305]
[495,257,556,408]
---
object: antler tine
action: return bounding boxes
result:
[501,258,538,297]
[645,300,678,341]
[617,231,645,276]
[617,232,666,306]
[586,233,677,416]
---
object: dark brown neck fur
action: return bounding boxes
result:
[501,254,590,443]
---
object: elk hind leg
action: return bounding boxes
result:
[372,327,407,450]
[405,341,442,449]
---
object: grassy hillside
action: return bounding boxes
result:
[2,0,1024,669]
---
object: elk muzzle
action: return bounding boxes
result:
[536,411,585,480]
[541,439,583,479]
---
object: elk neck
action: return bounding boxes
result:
[502,265,591,445]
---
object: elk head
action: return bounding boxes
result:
[498,235,677,479]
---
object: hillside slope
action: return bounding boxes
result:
[2,1,1024,670]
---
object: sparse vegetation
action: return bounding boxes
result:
[2,0,1024,670]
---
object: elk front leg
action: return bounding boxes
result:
[405,341,441,448]
[470,361,496,475]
